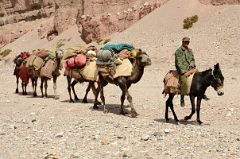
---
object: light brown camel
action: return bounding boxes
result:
[29,50,63,99]
[93,50,151,117]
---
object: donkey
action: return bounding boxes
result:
[164,63,224,124]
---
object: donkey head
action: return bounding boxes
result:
[211,63,224,96]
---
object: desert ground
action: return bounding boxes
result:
[0,0,240,158]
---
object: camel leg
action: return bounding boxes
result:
[93,85,100,109]
[53,76,59,99]
[24,83,27,95]
[90,82,101,105]
[125,91,138,118]
[82,82,91,103]
[33,78,38,97]
[99,84,107,113]
[120,92,126,115]
[40,77,44,98]
[196,97,203,124]
[44,78,48,98]
[71,80,79,101]
[16,76,19,93]
[67,76,74,103]
[184,95,196,121]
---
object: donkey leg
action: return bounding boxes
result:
[16,76,19,93]
[184,95,196,121]
[71,80,79,101]
[168,94,178,122]
[53,76,59,99]
[40,77,44,98]
[67,77,74,103]
[196,97,203,124]
[165,95,171,122]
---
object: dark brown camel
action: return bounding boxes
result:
[93,50,151,117]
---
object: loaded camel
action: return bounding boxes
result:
[93,49,151,117]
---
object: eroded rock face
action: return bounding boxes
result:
[0,0,170,45]
[76,0,169,44]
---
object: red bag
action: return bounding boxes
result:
[67,54,86,68]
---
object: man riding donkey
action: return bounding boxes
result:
[175,37,209,106]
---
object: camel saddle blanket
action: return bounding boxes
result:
[19,63,29,85]
[113,59,133,78]
[64,68,83,80]
[97,59,133,79]
[26,55,44,71]
[40,59,56,79]
[163,70,180,94]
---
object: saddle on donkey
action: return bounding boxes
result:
[162,68,197,95]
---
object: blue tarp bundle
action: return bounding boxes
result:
[101,44,135,53]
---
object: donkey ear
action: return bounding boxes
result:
[214,63,219,69]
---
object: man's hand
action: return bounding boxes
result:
[184,68,197,77]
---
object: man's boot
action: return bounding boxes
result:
[180,95,185,107]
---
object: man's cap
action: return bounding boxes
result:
[182,37,190,42]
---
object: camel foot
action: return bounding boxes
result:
[75,97,80,101]
[103,109,109,114]
[120,110,127,115]
[54,95,60,100]
[93,105,99,110]
[197,120,202,125]
[33,93,37,97]
[70,99,75,103]
[184,116,191,121]
[15,89,19,93]
[82,98,88,103]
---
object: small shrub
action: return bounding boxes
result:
[0,49,12,57]
[190,15,198,23]
[183,15,199,29]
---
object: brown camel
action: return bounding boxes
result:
[93,50,151,117]
[29,50,63,99]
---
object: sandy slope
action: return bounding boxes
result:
[0,0,240,158]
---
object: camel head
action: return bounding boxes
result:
[55,49,64,59]
[135,49,151,67]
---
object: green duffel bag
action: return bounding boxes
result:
[97,50,114,62]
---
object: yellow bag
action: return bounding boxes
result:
[26,55,44,70]
[80,60,98,81]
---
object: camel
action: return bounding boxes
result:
[93,49,151,117]
[13,52,30,95]
[29,50,63,99]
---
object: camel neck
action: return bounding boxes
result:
[128,60,144,83]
